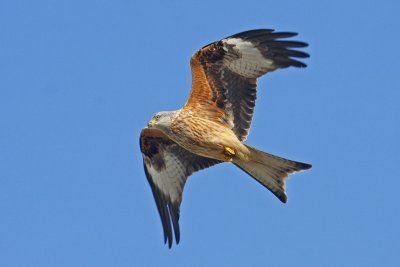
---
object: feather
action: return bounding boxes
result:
[140,128,221,247]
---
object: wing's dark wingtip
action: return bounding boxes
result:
[169,204,181,248]
[270,188,288,204]
[227,28,275,39]
[145,169,176,249]
[275,57,308,69]
[303,163,312,170]
[228,29,309,69]
[270,31,299,39]
[228,29,302,40]
[293,61,308,68]
[272,189,288,203]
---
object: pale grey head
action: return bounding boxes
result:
[147,110,180,134]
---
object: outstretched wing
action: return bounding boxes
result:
[184,29,309,141]
[139,128,221,248]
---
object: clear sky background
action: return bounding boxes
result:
[1,0,399,266]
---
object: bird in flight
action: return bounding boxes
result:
[139,29,311,248]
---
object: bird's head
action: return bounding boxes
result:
[147,110,180,132]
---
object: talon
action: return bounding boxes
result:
[224,146,236,156]
[223,146,236,162]
[225,156,233,162]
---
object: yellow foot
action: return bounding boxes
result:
[223,146,236,162]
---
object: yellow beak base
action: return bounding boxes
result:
[148,120,157,127]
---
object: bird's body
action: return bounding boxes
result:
[170,111,249,161]
[139,29,312,247]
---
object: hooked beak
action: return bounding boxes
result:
[148,119,157,127]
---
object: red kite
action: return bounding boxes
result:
[140,29,311,248]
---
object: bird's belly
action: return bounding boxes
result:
[170,116,245,161]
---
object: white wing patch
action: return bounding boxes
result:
[223,38,275,78]
[146,152,186,204]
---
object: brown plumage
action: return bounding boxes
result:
[140,29,311,248]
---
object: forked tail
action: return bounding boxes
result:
[234,145,311,203]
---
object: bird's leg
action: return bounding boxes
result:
[223,146,236,162]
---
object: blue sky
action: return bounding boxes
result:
[1,0,399,266]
